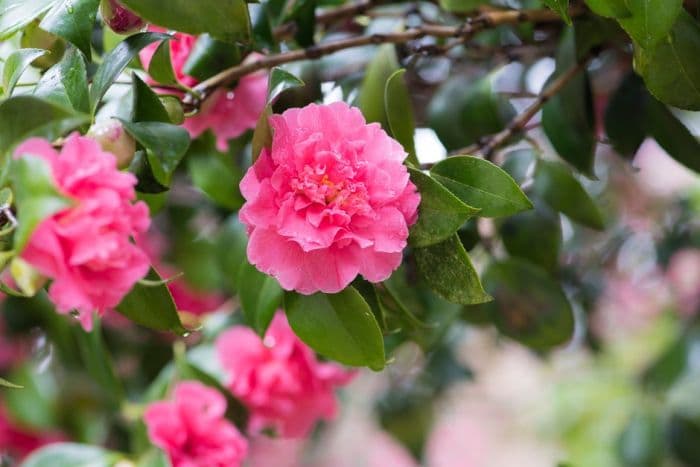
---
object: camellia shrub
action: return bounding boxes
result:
[0,0,699,465]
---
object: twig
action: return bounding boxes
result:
[273,0,378,39]
[454,55,592,158]
[184,8,570,107]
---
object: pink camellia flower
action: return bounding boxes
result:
[144,381,249,467]
[15,134,150,331]
[216,312,355,437]
[139,28,268,151]
[239,102,420,294]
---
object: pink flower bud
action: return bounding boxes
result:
[100,0,146,35]
[88,119,136,168]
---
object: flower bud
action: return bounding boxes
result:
[88,119,137,168]
[159,95,185,125]
[100,0,146,35]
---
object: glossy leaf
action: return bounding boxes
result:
[429,72,515,152]
[0,0,56,40]
[542,28,596,176]
[268,67,304,104]
[115,268,187,335]
[542,0,570,24]
[647,98,700,173]
[285,287,385,370]
[385,69,419,167]
[34,47,89,114]
[147,40,177,85]
[119,119,190,187]
[635,11,700,111]
[408,168,479,248]
[430,156,533,217]
[584,0,630,17]
[2,48,46,97]
[604,73,649,156]
[22,444,119,467]
[120,0,252,43]
[238,260,283,336]
[0,96,89,157]
[40,0,99,59]
[500,202,562,273]
[131,73,171,123]
[182,34,242,81]
[187,133,244,209]
[533,160,605,230]
[477,259,574,351]
[10,154,72,252]
[251,105,272,161]
[618,0,682,49]
[90,32,169,114]
[359,44,399,129]
[414,234,492,305]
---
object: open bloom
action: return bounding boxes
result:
[16,134,150,331]
[216,312,354,437]
[139,28,268,151]
[239,102,420,294]
[145,381,248,467]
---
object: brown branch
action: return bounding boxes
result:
[184,7,572,107]
[273,0,378,39]
[453,55,592,158]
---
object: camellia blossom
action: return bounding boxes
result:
[239,102,420,294]
[16,134,150,331]
[216,312,354,437]
[144,381,248,467]
[139,27,268,151]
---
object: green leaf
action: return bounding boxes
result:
[407,167,479,248]
[22,443,120,467]
[542,0,571,25]
[182,34,242,81]
[500,202,562,273]
[34,47,89,114]
[40,0,99,59]
[119,119,190,187]
[429,72,515,152]
[542,28,596,176]
[0,0,56,40]
[584,0,630,18]
[618,0,682,50]
[115,268,188,335]
[2,48,47,97]
[0,96,89,157]
[635,11,700,111]
[430,156,533,217]
[385,69,419,167]
[647,97,700,173]
[90,32,169,114]
[267,67,304,104]
[285,287,385,370]
[147,40,177,85]
[414,234,491,305]
[286,0,316,47]
[617,411,665,466]
[251,105,272,161]
[476,259,574,351]
[10,154,72,252]
[238,260,283,336]
[0,376,22,388]
[120,0,252,43]
[604,73,649,156]
[359,44,399,129]
[533,159,605,230]
[131,73,171,123]
[187,133,244,209]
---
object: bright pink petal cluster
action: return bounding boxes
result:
[16,134,150,331]
[140,28,268,151]
[239,102,420,294]
[216,312,354,437]
[144,381,248,467]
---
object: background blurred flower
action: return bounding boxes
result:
[144,381,248,467]
[216,312,354,437]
